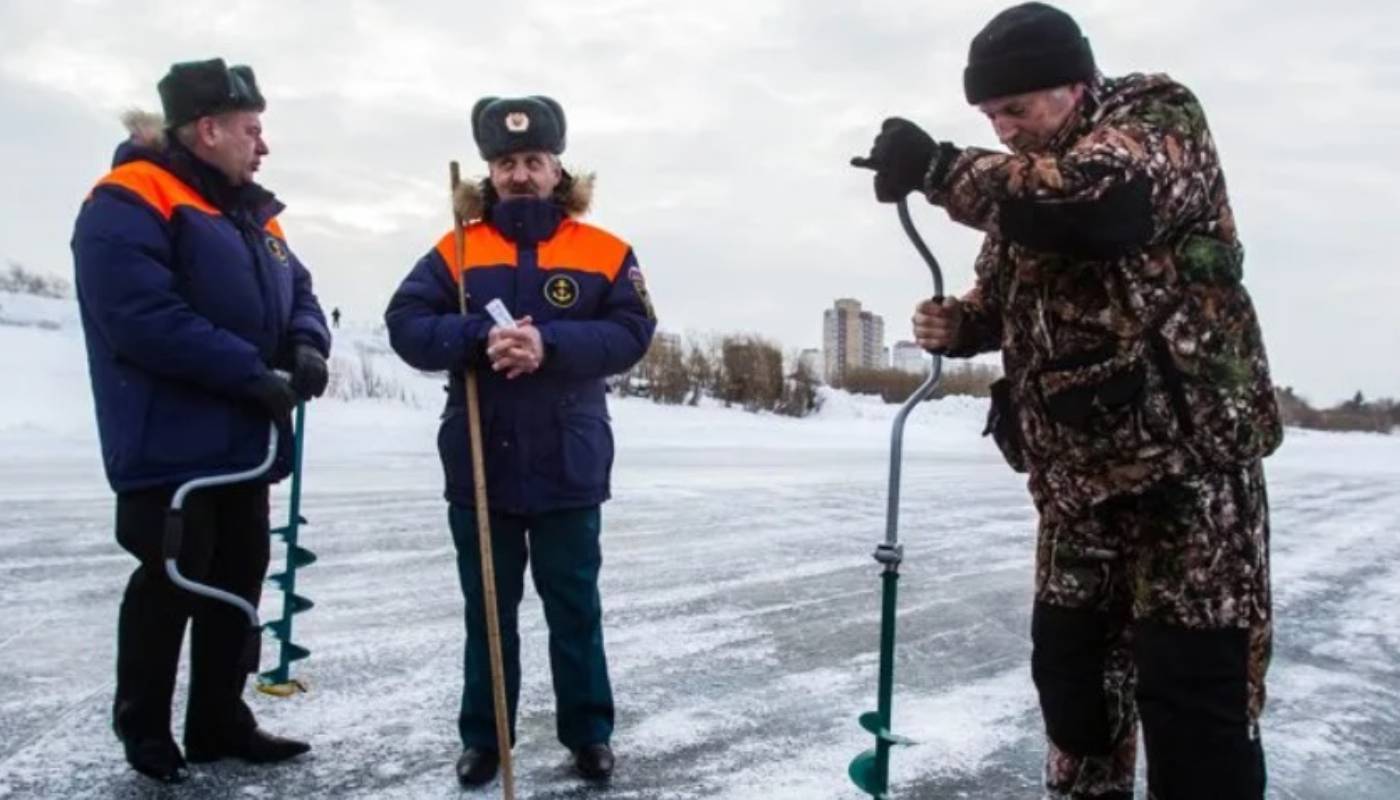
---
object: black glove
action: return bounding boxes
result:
[851,118,954,202]
[289,344,329,399]
[245,372,300,418]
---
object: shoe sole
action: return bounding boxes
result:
[184,748,310,764]
[130,764,190,784]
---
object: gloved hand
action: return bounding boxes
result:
[288,344,329,399]
[851,118,956,202]
[245,372,300,418]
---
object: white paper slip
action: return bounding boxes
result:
[485,298,517,329]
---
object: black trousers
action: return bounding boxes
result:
[1031,466,1271,799]
[113,482,270,744]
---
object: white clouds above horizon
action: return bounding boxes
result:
[2,0,1397,404]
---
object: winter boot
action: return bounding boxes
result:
[185,727,310,764]
[456,747,500,786]
[574,743,614,781]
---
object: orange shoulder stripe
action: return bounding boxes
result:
[538,220,629,280]
[94,161,220,220]
[264,217,286,239]
[434,222,518,280]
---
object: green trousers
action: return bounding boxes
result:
[448,504,614,751]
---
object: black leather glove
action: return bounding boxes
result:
[851,118,957,202]
[289,344,329,399]
[245,372,300,418]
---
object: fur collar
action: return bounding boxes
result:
[120,109,169,150]
[453,170,595,222]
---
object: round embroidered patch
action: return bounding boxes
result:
[265,235,290,265]
[544,274,579,308]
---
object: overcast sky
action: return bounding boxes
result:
[2,0,1396,404]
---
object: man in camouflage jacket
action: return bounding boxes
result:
[855,4,1281,798]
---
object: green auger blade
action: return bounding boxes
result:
[848,750,888,799]
[267,550,316,591]
[257,642,310,678]
[263,597,313,639]
[257,641,310,685]
[859,712,915,745]
[283,641,311,662]
[288,545,317,569]
[268,549,316,575]
[269,516,308,541]
[264,618,292,640]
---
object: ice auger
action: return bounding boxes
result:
[848,197,945,799]
[161,401,315,695]
[259,401,316,696]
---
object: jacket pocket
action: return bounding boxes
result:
[558,405,614,494]
[983,377,1028,473]
[1028,341,1182,469]
[1148,297,1283,467]
[138,383,232,467]
[438,406,488,497]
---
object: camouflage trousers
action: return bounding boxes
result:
[1029,462,1272,799]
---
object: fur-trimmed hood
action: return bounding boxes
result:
[453,170,595,222]
[120,109,170,151]
[109,109,280,218]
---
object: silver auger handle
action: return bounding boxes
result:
[880,198,947,561]
[161,369,298,674]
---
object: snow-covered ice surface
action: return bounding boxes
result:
[1,292,1398,799]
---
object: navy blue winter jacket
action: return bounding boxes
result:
[385,187,656,514]
[72,136,330,492]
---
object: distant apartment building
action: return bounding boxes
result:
[822,298,886,384]
[892,340,928,374]
[797,348,823,381]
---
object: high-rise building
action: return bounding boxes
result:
[892,340,928,374]
[865,314,885,369]
[798,348,823,382]
[823,298,886,384]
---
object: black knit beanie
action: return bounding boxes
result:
[963,3,1096,104]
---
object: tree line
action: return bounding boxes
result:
[612,332,1002,416]
[1276,388,1398,434]
[5,260,1395,432]
[616,330,1399,435]
[612,333,820,416]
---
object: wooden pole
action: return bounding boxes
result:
[450,161,515,799]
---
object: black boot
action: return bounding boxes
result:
[115,709,189,784]
[574,743,614,781]
[119,735,189,784]
[456,747,500,787]
[185,727,311,764]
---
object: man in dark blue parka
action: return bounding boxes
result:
[385,95,655,787]
[71,59,330,783]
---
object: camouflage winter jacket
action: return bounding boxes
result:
[925,72,1282,509]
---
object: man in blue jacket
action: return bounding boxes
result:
[71,59,330,784]
[385,95,655,787]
